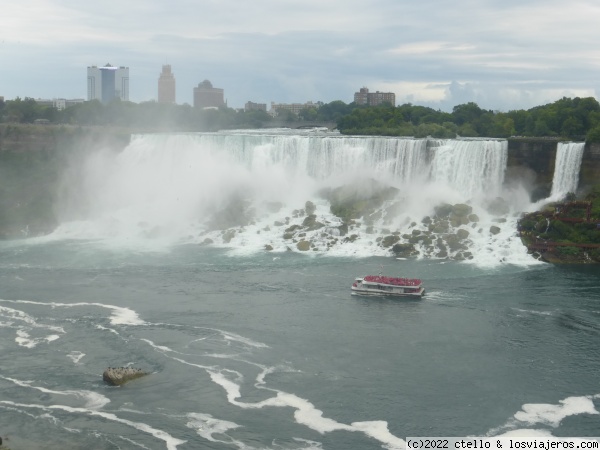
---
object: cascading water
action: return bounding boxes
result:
[429,139,507,199]
[550,142,585,198]
[51,130,541,265]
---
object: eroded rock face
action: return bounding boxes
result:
[103,367,148,386]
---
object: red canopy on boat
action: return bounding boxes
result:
[363,275,422,286]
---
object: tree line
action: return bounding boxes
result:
[1,95,600,141]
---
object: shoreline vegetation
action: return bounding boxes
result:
[2,96,600,142]
[518,190,600,263]
[2,95,600,263]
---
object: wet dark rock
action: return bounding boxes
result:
[285,224,302,233]
[222,230,236,243]
[103,367,148,386]
[434,203,453,218]
[302,214,325,231]
[457,229,470,239]
[321,179,399,222]
[392,243,416,257]
[337,223,349,236]
[381,235,400,247]
[452,203,472,217]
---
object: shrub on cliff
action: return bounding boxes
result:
[586,125,600,143]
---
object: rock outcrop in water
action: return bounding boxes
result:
[103,367,148,386]
[518,186,600,263]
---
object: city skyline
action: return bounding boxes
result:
[1,1,600,112]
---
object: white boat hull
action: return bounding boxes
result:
[351,286,425,298]
[351,275,425,298]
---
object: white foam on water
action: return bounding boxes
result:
[0,400,187,450]
[206,370,405,449]
[512,308,554,317]
[351,421,405,450]
[105,305,145,325]
[0,303,66,348]
[118,436,151,449]
[185,412,327,449]
[141,338,175,353]
[142,338,217,371]
[494,429,554,437]
[0,299,145,326]
[291,438,325,449]
[2,376,110,409]
[185,412,241,443]
[96,324,120,334]
[67,351,86,364]
[488,394,600,436]
[219,330,270,349]
[514,395,599,427]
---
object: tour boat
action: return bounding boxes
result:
[351,275,425,298]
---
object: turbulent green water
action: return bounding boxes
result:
[1,242,599,449]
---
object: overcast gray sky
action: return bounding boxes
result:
[1,0,599,111]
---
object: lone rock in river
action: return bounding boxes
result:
[103,367,148,386]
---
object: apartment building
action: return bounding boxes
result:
[353,87,395,106]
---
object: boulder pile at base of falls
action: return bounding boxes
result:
[200,178,513,260]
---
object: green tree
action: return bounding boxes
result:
[586,125,600,143]
[452,102,485,125]
[298,107,318,121]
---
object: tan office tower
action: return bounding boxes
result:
[158,65,176,104]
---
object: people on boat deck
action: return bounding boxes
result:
[363,275,421,286]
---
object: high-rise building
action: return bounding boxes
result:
[87,64,129,104]
[353,87,395,106]
[158,65,176,104]
[354,87,369,105]
[193,80,225,109]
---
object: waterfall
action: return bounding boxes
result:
[550,142,585,198]
[429,139,507,199]
[51,130,535,266]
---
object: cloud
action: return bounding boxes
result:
[1,0,599,111]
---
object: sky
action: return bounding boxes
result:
[1,0,600,112]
